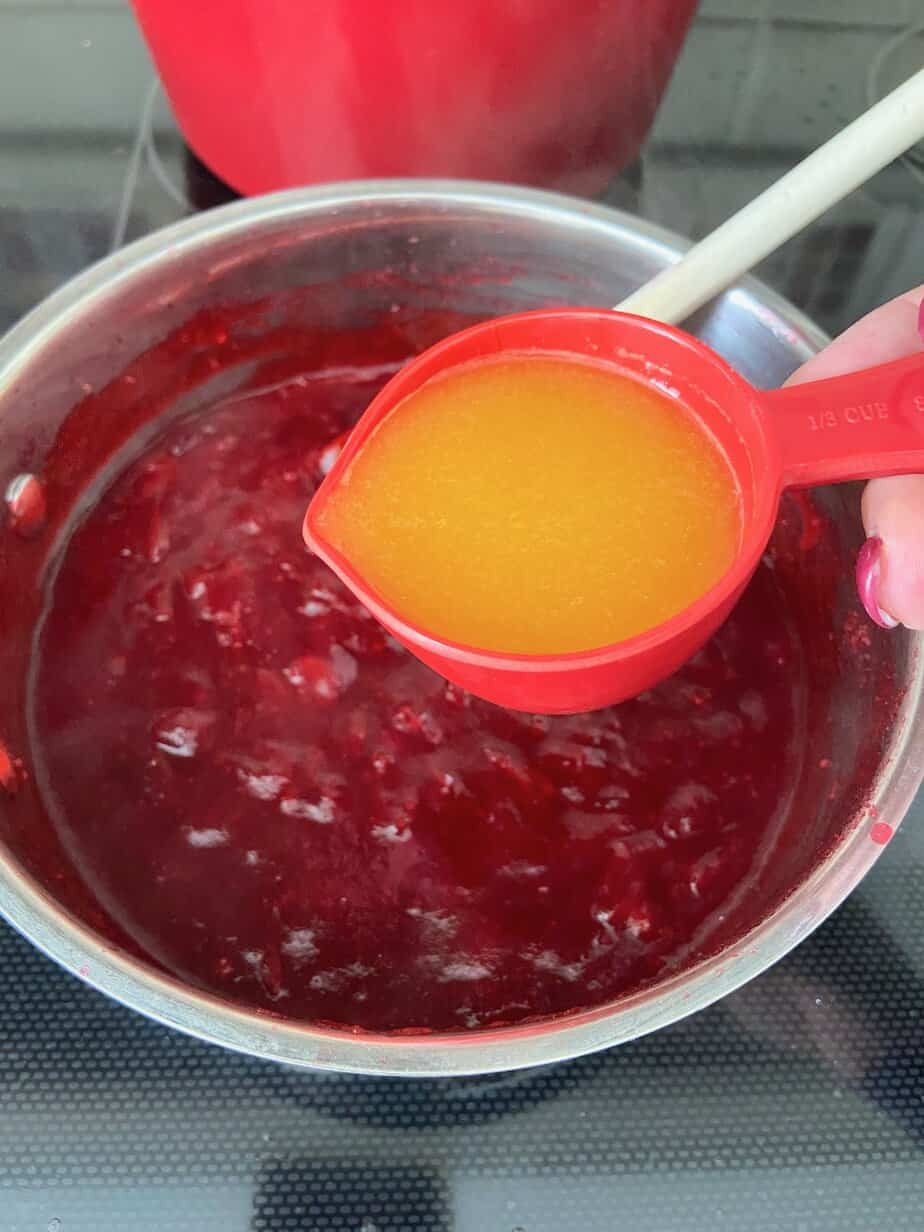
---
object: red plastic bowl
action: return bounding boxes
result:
[129,0,697,196]
[306,308,924,713]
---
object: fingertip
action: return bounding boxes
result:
[786,286,924,386]
[861,476,924,631]
[856,537,899,629]
[791,288,924,631]
[878,562,924,632]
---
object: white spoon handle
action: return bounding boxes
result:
[617,67,924,325]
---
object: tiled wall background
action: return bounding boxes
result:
[1,0,922,335]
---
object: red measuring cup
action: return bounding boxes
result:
[305,309,924,714]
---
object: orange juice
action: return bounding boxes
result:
[316,356,741,654]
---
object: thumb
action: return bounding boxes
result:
[784,288,924,630]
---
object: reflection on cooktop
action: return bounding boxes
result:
[252,1160,450,1231]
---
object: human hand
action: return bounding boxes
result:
[785,287,924,629]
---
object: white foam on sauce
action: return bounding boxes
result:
[406,908,458,937]
[281,928,318,961]
[372,823,412,844]
[239,771,288,801]
[185,827,229,848]
[499,861,547,880]
[439,959,493,983]
[155,725,199,758]
[527,949,585,983]
[280,796,336,824]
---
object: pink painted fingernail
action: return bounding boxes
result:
[917,296,924,344]
[856,536,899,629]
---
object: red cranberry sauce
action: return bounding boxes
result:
[31,366,803,1032]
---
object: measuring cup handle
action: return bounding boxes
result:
[760,350,924,489]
